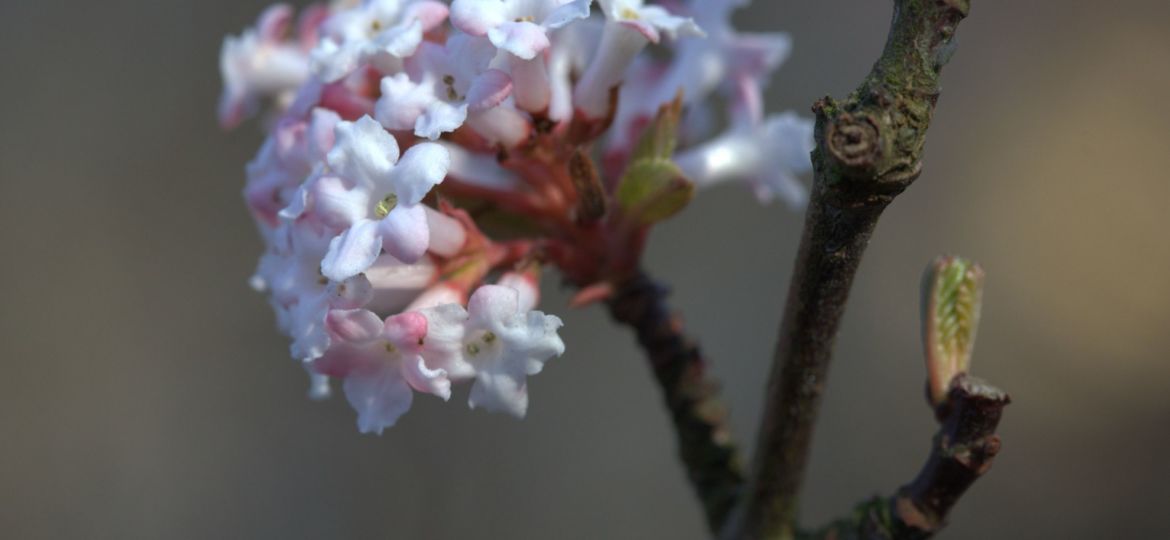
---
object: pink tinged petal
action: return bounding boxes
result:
[465,107,530,147]
[402,356,452,400]
[638,6,704,40]
[469,364,530,418]
[374,18,423,58]
[572,22,649,118]
[415,101,469,140]
[378,204,430,263]
[405,1,452,32]
[322,219,383,282]
[375,73,435,132]
[289,294,331,361]
[446,34,498,81]
[311,39,362,83]
[508,55,551,112]
[286,77,325,119]
[297,4,332,49]
[418,303,475,378]
[424,207,467,257]
[450,0,509,36]
[307,107,341,161]
[307,175,369,229]
[440,142,521,190]
[497,272,539,312]
[217,86,252,130]
[312,342,373,378]
[729,33,793,79]
[365,255,438,314]
[320,81,375,121]
[467,285,522,327]
[327,116,401,189]
[327,309,386,343]
[392,142,450,206]
[465,69,514,112]
[384,311,429,352]
[542,0,592,29]
[618,19,660,43]
[343,366,415,434]
[520,311,566,372]
[257,4,295,43]
[332,273,375,309]
[487,21,550,60]
[407,283,468,312]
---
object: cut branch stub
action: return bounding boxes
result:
[739,1,977,538]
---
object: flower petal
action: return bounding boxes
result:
[392,142,450,206]
[343,365,415,434]
[450,0,509,36]
[327,115,401,189]
[487,21,550,60]
[542,0,592,29]
[378,204,430,263]
[327,309,385,343]
[402,356,452,400]
[375,73,435,132]
[467,285,521,328]
[322,219,383,282]
[465,69,514,112]
[306,175,369,230]
[469,362,529,418]
[414,100,469,140]
[384,311,429,351]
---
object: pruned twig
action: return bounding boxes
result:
[802,375,1009,540]
[735,1,976,538]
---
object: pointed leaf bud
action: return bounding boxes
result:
[921,255,985,410]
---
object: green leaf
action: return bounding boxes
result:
[617,159,694,225]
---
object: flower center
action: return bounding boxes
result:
[441,74,460,101]
[375,193,398,218]
[464,331,498,357]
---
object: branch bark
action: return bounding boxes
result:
[736,1,974,538]
[607,271,744,532]
[802,375,1009,540]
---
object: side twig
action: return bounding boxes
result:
[803,375,1009,539]
[737,1,974,538]
[607,271,744,532]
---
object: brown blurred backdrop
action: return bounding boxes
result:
[2,1,1169,538]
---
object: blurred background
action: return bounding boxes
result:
[2,1,1168,538]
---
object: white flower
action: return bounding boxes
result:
[675,110,814,208]
[422,285,565,417]
[320,115,450,274]
[310,0,450,82]
[252,221,375,362]
[572,0,703,118]
[451,0,592,60]
[609,0,792,150]
[219,4,313,128]
[374,34,514,140]
[312,310,451,434]
[245,108,340,226]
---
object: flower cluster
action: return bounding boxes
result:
[220,0,811,433]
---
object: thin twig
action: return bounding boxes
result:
[735,1,975,538]
[801,375,1010,539]
[607,271,745,532]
